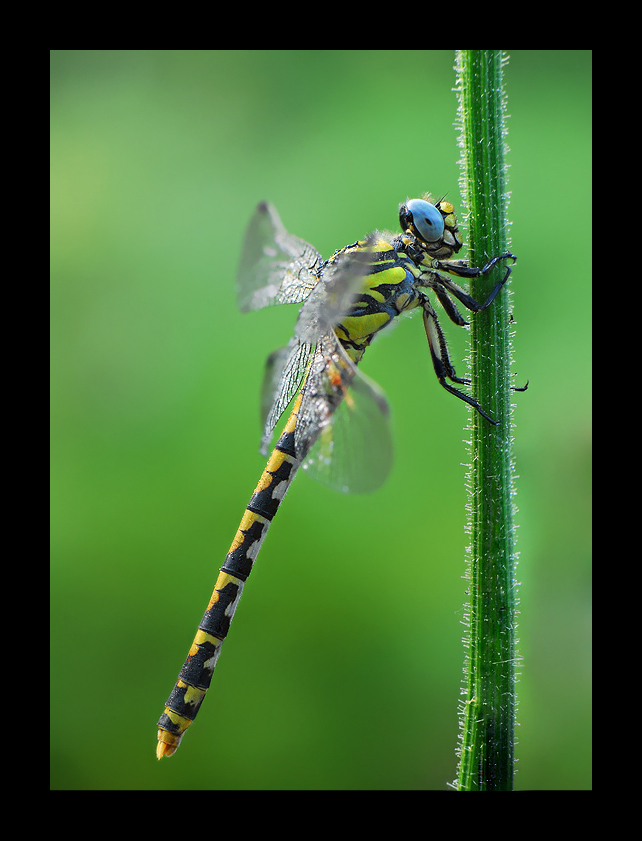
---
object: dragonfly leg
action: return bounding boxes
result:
[422,304,498,425]
[431,253,516,313]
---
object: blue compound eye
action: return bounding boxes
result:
[403,199,444,243]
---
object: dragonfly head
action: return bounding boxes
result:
[399,197,463,260]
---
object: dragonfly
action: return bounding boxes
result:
[156,196,516,758]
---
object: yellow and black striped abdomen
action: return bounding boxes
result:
[156,396,303,758]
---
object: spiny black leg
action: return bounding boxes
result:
[439,252,516,280]
[433,253,516,313]
[422,302,468,383]
[437,377,498,425]
[422,306,497,424]
[472,256,515,312]
[432,284,469,327]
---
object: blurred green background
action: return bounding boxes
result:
[50,50,591,790]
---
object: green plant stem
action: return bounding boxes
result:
[454,50,518,791]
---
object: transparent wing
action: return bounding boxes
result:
[260,345,291,431]
[237,202,323,313]
[258,240,377,455]
[301,338,393,494]
[259,338,315,454]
